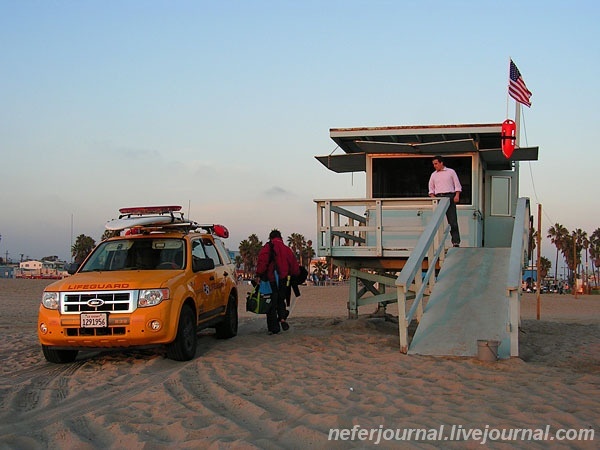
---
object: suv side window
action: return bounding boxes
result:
[192,239,207,259]
[213,239,232,265]
[202,238,222,267]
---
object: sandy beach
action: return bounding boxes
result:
[0,278,598,449]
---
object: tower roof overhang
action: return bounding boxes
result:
[316,123,538,172]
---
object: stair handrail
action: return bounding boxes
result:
[507,197,530,294]
[505,197,530,357]
[396,197,450,352]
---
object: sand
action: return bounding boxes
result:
[0,278,598,449]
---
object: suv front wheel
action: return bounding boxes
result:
[42,345,78,364]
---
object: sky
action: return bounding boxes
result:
[1,0,599,267]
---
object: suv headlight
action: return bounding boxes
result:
[42,292,59,310]
[138,289,169,307]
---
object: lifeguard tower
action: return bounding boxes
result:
[314,123,538,358]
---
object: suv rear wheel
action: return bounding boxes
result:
[215,292,238,339]
[166,304,197,361]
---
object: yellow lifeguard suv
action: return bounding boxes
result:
[38,206,238,363]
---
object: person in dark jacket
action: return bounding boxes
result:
[255,229,300,334]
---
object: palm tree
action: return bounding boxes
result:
[561,229,585,284]
[528,227,537,268]
[561,234,574,282]
[71,234,96,263]
[287,233,306,265]
[547,223,568,281]
[539,256,551,279]
[234,255,243,273]
[582,233,590,291]
[573,228,587,287]
[239,234,262,277]
[302,240,316,270]
[590,228,600,286]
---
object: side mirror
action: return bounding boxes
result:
[66,263,80,275]
[193,257,215,272]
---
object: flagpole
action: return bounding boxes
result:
[514,101,521,147]
[507,56,512,119]
[514,100,521,199]
[537,203,542,319]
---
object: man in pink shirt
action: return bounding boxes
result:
[428,155,462,247]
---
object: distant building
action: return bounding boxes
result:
[15,260,67,279]
[20,260,43,271]
[0,266,15,278]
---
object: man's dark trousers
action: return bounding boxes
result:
[437,193,460,245]
[266,280,288,333]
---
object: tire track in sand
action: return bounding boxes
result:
[0,352,191,440]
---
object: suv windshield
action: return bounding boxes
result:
[80,238,185,272]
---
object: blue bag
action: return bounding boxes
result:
[259,280,272,295]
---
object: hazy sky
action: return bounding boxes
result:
[1,0,599,264]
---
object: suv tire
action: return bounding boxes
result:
[42,345,78,364]
[166,304,197,361]
[215,292,238,339]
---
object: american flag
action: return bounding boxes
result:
[509,60,532,107]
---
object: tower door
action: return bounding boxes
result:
[483,171,518,247]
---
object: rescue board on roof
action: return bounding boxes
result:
[105,215,185,231]
[106,205,185,231]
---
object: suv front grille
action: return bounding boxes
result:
[61,291,136,313]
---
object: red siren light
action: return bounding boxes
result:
[213,224,229,238]
[501,119,517,159]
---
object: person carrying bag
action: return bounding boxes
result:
[255,229,300,335]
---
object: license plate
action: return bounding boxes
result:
[80,313,108,328]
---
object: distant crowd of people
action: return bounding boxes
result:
[309,272,346,286]
[522,278,570,294]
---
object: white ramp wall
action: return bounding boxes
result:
[408,247,512,358]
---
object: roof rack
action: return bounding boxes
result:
[106,206,229,238]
